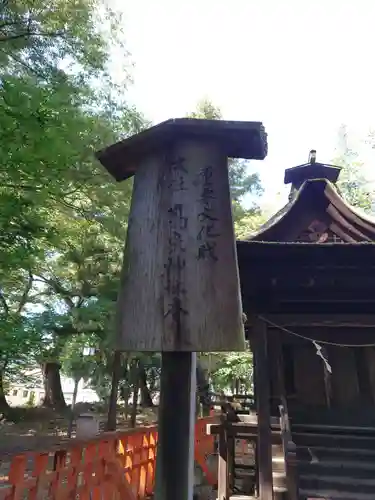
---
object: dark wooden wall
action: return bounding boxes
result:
[266,330,375,423]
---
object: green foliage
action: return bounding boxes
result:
[202,349,253,393]
[61,336,96,381]
[0,73,141,269]
[0,0,146,408]
[333,124,373,212]
[0,316,41,382]
[26,391,36,408]
[187,98,264,231]
[0,266,45,390]
[0,0,126,80]
[234,212,267,239]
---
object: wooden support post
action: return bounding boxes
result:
[155,352,196,500]
[227,430,235,493]
[217,423,229,500]
[274,331,287,408]
[253,316,273,500]
[355,347,373,405]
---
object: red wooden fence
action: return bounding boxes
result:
[0,416,218,499]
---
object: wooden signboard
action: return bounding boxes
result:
[97,118,267,352]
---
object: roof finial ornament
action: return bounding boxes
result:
[309,149,317,164]
[284,150,341,188]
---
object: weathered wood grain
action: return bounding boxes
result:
[116,138,245,351]
[253,317,273,500]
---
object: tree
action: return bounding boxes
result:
[188,99,264,228]
[0,0,127,82]
[0,268,44,412]
[234,212,267,240]
[0,73,141,273]
[0,0,145,414]
[333,124,373,212]
[61,336,97,434]
[32,216,124,407]
[0,317,41,411]
[0,0,142,305]
[0,0,143,274]
[209,350,253,394]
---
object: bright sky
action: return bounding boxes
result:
[110,0,375,210]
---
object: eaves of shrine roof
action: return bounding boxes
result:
[241,178,375,244]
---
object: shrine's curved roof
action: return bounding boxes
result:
[241,178,375,243]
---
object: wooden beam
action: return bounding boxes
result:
[237,239,375,264]
[239,268,375,295]
[265,327,375,347]
[262,314,375,328]
[253,316,273,500]
[207,423,282,441]
[243,299,375,315]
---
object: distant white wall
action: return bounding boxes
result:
[6,372,99,407]
[60,376,99,405]
[7,386,45,406]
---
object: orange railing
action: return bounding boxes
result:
[0,416,218,499]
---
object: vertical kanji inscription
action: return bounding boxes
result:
[196,165,220,261]
[163,154,189,346]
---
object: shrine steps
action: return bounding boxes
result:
[216,496,285,500]
[292,425,375,500]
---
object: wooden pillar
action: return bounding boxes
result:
[365,347,375,404]
[217,424,229,500]
[155,352,196,500]
[253,316,273,500]
[273,330,287,408]
[355,347,373,405]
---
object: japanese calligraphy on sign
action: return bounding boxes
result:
[167,155,188,192]
[196,165,220,261]
[108,119,261,353]
[163,155,189,342]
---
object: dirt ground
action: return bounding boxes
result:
[0,404,158,453]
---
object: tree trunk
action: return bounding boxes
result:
[0,370,10,413]
[72,377,79,409]
[196,360,211,416]
[107,350,122,431]
[41,362,66,410]
[120,385,130,420]
[235,379,240,395]
[67,377,80,438]
[131,360,140,428]
[138,360,154,407]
